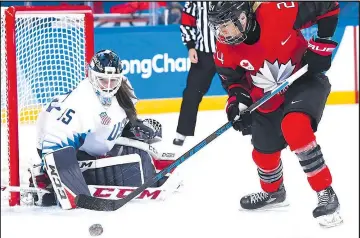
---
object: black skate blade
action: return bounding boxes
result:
[75,194,117,211]
[239,201,290,212]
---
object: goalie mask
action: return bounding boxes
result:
[88,50,124,106]
[208,1,255,45]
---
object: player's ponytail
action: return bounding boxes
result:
[115,80,137,122]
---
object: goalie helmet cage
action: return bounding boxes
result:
[1,5,94,206]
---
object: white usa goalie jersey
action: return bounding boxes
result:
[36,77,136,158]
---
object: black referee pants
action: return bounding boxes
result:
[176,50,217,136]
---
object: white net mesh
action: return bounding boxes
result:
[1,8,7,124]
[1,7,89,204]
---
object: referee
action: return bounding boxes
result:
[173,1,217,146]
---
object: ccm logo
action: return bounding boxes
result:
[79,161,93,168]
[92,187,161,200]
[308,42,335,53]
[48,165,67,200]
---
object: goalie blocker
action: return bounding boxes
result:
[40,139,181,209]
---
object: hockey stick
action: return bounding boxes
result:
[75,64,308,211]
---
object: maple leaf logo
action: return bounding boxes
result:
[240,59,254,70]
[251,60,295,92]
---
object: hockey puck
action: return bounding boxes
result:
[89,224,103,236]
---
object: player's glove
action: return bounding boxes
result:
[226,86,253,135]
[130,119,156,141]
[303,37,338,74]
[28,165,57,206]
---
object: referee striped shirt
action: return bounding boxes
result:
[180,1,216,53]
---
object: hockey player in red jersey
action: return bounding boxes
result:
[208,2,342,227]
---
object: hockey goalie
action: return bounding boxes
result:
[26,50,182,209]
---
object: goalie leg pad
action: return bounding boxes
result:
[77,150,143,186]
[109,144,156,184]
[44,147,90,209]
[77,145,156,187]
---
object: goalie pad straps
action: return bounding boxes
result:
[44,146,90,209]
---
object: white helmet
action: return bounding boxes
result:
[88,50,124,106]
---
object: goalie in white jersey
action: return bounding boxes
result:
[29,50,180,209]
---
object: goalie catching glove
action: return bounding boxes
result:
[122,118,162,143]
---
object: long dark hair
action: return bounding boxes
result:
[115,79,137,122]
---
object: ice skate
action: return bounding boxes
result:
[313,186,343,228]
[173,138,184,146]
[240,184,288,211]
[173,133,186,146]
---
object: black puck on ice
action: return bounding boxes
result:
[89,224,103,236]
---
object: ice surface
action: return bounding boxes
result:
[1,105,359,238]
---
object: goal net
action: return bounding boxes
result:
[1,5,94,206]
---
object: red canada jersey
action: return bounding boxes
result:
[214,2,339,113]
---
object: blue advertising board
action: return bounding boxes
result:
[94,25,224,101]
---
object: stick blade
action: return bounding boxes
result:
[75,194,116,211]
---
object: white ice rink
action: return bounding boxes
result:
[1,104,359,238]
